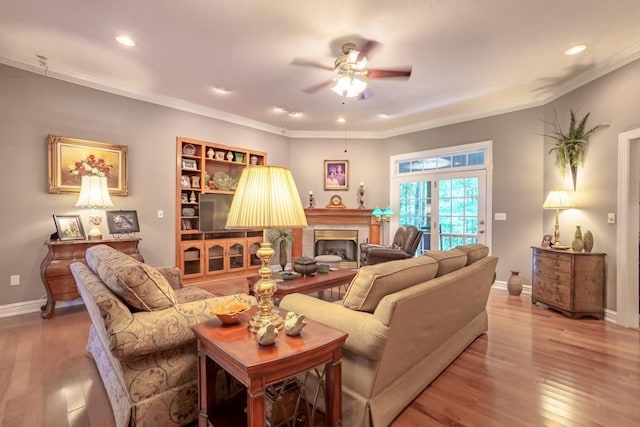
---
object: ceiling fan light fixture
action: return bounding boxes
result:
[331,76,367,98]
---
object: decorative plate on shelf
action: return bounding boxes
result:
[213,171,237,191]
[182,143,196,156]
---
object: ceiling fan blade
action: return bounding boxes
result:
[291,58,333,71]
[302,80,334,94]
[366,68,412,79]
[356,40,380,62]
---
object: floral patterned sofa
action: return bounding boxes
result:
[70,244,252,427]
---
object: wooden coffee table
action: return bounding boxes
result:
[247,269,357,304]
[193,308,348,427]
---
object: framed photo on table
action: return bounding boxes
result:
[52,214,86,241]
[324,160,349,190]
[541,234,553,247]
[106,210,140,234]
[47,135,128,195]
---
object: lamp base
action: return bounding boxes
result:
[88,215,103,240]
[248,242,283,334]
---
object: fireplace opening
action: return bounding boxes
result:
[314,230,358,269]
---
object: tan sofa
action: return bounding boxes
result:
[280,244,497,427]
[70,244,252,427]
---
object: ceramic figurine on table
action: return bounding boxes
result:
[284,312,306,336]
[257,322,278,346]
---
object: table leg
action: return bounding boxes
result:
[324,349,343,426]
[197,348,218,427]
[247,380,267,427]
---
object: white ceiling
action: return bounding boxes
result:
[1,0,640,138]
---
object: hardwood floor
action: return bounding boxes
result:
[1,281,639,426]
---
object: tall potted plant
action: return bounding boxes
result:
[269,229,294,271]
[544,109,609,190]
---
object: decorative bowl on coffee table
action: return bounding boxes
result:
[211,300,251,325]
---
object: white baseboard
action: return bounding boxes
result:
[0,298,83,319]
[1,284,632,325]
[492,280,532,295]
[492,281,631,325]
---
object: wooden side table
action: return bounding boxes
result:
[192,308,348,427]
[40,238,143,319]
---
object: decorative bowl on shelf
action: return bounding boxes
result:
[211,299,251,325]
[213,171,236,191]
[182,144,196,156]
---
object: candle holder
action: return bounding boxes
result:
[358,183,365,209]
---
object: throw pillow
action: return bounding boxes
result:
[86,245,177,311]
[422,248,467,277]
[343,256,438,312]
[456,243,489,265]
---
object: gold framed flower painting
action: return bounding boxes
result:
[47,135,128,195]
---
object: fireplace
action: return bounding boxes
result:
[314,230,358,269]
[292,208,380,268]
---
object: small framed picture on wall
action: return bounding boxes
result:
[324,160,348,190]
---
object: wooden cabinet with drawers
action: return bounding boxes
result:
[40,238,143,319]
[531,246,606,319]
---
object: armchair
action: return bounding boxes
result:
[360,224,423,266]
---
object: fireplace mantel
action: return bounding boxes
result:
[292,208,380,258]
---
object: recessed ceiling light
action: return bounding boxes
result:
[213,86,230,95]
[289,112,302,118]
[337,117,346,123]
[274,106,288,113]
[116,35,136,47]
[565,45,586,55]
[379,113,392,119]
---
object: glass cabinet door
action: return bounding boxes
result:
[206,242,225,274]
[228,240,245,271]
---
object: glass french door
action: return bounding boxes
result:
[393,170,486,252]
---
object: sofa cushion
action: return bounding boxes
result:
[86,245,177,311]
[456,243,489,265]
[343,256,438,312]
[422,248,467,277]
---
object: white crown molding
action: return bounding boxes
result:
[0,50,290,138]
[2,42,639,140]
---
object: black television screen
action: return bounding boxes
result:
[199,193,235,231]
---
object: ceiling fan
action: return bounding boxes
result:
[292,40,412,99]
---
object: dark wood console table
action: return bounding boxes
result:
[40,238,143,319]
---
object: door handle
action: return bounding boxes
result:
[479,230,485,234]
[479,220,485,225]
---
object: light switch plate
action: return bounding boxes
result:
[494,212,507,221]
[607,213,615,224]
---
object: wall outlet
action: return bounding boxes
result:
[157,210,164,219]
[10,275,20,286]
[607,213,616,224]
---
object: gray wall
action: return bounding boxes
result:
[378,108,545,288]
[2,57,639,311]
[0,64,289,305]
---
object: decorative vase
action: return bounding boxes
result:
[226,151,234,161]
[571,226,583,252]
[206,148,214,159]
[507,271,523,296]
[279,240,288,272]
[583,230,594,252]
